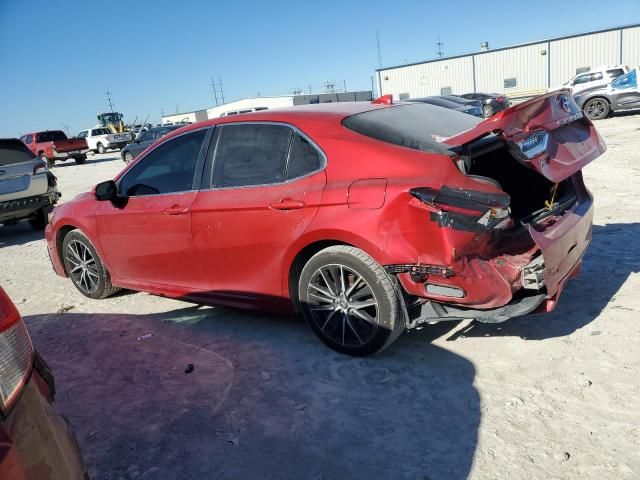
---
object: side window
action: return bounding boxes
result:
[138,131,153,142]
[119,129,207,197]
[24,134,33,144]
[572,74,590,85]
[589,72,603,82]
[287,134,322,180]
[212,124,291,188]
[78,131,86,138]
[606,69,625,79]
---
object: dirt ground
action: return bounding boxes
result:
[1,114,639,480]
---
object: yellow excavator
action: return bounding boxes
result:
[96,112,128,134]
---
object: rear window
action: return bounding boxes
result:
[342,103,480,154]
[0,139,36,166]
[36,131,67,142]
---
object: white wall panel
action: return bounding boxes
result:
[622,26,640,67]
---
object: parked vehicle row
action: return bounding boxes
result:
[409,96,483,117]
[574,66,640,120]
[45,91,603,356]
[460,92,510,117]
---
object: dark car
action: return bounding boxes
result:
[409,97,483,117]
[0,286,87,479]
[46,92,602,356]
[440,95,483,113]
[460,93,510,117]
[573,67,640,120]
[120,125,182,163]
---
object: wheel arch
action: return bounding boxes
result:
[55,224,79,276]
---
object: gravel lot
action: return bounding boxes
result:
[1,114,639,480]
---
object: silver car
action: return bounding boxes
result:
[0,138,60,230]
[574,67,640,120]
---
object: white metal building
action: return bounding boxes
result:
[161,109,208,125]
[377,24,640,100]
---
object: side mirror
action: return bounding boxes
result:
[95,180,117,201]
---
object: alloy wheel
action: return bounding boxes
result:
[65,240,99,294]
[585,99,606,119]
[305,264,379,347]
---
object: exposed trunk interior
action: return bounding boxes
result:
[466,140,575,225]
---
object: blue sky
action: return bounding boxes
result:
[0,0,638,136]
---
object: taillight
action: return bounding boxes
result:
[33,161,47,175]
[0,288,34,414]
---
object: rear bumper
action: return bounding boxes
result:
[0,369,87,480]
[0,191,59,224]
[398,181,593,324]
[53,149,89,159]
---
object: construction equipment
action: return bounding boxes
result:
[96,112,127,134]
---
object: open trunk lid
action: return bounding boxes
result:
[443,89,606,183]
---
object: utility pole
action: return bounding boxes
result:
[211,77,219,106]
[436,36,444,58]
[105,87,115,112]
[376,31,383,68]
[308,84,312,94]
[343,80,347,93]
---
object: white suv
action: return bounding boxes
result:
[556,65,629,95]
[77,128,131,154]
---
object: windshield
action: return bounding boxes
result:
[98,113,123,123]
[343,103,481,154]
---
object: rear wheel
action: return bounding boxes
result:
[28,207,48,231]
[298,246,405,356]
[97,143,105,154]
[583,98,610,120]
[74,155,87,165]
[482,105,494,117]
[41,153,54,168]
[123,151,133,164]
[62,230,120,299]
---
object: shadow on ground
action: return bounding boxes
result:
[447,223,639,341]
[51,155,120,168]
[26,307,478,480]
[0,222,43,247]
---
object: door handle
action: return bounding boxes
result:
[163,205,189,215]
[269,198,305,210]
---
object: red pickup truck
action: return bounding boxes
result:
[20,130,89,168]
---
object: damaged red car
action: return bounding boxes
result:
[0,287,87,479]
[45,91,603,356]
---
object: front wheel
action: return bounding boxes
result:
[482,105,494,118]
[298,246,406,356]
[96,143,105,154]
[583,98,610,120]
[62,230,120,299]
[123,151,133,164]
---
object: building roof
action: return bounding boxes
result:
[377,23,640,72]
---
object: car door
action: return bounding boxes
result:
[95,127,212,290]
[609,69,640,109]
[191,122,326,303]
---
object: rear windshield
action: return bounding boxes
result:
[342,103,480,154]
[0,139,36,166]
[36,130,67,142]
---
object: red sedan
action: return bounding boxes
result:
[45,92,604,356]
[0,287,87,479]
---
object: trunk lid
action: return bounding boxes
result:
[444,89,606,183]
[0,140,45,201]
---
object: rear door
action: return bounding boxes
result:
[0,139,46,203]
[95,128,212,289]
[191,123,326,302]
[609,69,640,109]
[444,90,606,183]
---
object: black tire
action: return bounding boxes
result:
[123,151,133,164]
[298,246,406,356]
[583,97,610,120]
[74,155,87,165]
[41,153,54,168]
[482,104,494,118]
[61,230,120,299]
[28,207,48,231]
[97,143,105,154]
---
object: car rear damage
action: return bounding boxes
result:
[388,90,604,326]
